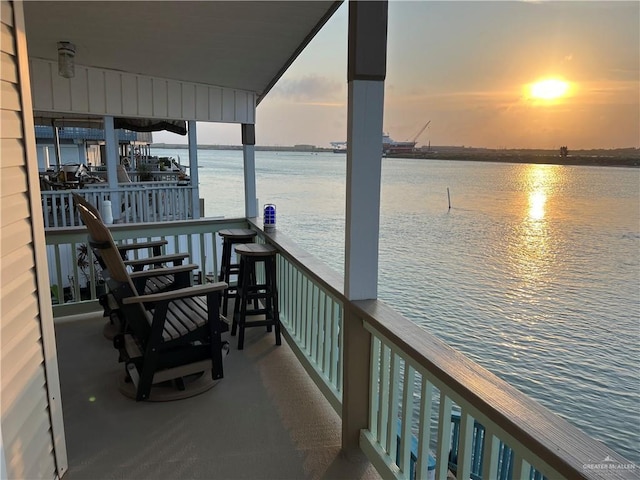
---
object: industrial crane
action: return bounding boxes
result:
[409,120,431,143]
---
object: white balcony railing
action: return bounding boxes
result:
[44,218,636,480]
[41,183,195,228]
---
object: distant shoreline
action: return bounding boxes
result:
[151,143,640,168]
[385,152,640,167]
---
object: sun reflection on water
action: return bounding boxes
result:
[507,164,564,299]
[529,191,547,220]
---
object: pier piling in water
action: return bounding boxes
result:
[447,187,451,210]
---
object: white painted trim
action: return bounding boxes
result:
[13,2,68,476]
[344,79,384,301]
[29,58,257,124]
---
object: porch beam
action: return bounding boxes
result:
[242,123,258,218]
[342,0,388,456]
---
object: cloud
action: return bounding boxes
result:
[271,75,344,103]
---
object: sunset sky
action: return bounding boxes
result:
[157,1,640,150]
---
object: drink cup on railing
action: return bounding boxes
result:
[264,204,276,232]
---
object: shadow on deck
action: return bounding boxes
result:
[55,312,380,480]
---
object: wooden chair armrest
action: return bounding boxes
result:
[122,282,228,304]
[129,264,197,279]
[117,240,168,252]
[125,253,190,267]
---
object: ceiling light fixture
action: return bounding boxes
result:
[57,41,76,78]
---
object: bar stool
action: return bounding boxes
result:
[218,228,257,316]
[232,243,281,350]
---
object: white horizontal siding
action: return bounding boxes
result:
[29,58,257,124]
[1,2,62,478]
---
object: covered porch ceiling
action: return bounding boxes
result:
[23,1,341,125]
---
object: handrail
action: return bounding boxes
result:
[45,218,638,480]
[41,184,195,227]
[45,217,247,315]
[352,299,635,480]
[246,218,636,480]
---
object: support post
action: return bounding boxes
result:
[242,123,258,219]
[104,116,120,221]
[188,120,200,219]
[52,120,61,170]
[342,0,388,456]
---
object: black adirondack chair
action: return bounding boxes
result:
[72,194,192,337]
[76,202,228,401]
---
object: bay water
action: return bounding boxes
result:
[155,148,640,463]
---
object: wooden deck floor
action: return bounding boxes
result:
[54,312,380,480]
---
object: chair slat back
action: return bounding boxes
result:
[76,203,136,288]
[72,193,102,221]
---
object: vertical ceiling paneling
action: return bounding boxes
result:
[105,70,121,114]
[167,81,181,118]
[87,67,106,113]
[122,74,137,116]
[182,83,195,119]
[222,89,235,122]
[138,76,153,116]
[152,78,168,117]
[69,67,89,112]
[29,59,256,123]
[209,87,223,122]
[195,84,208,120]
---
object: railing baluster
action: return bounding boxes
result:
[416,378,434,480]
[310,284,318,361]
[483,431,501,480]
[369,336,381,439]
[387,351,400,458]
[317,289,326,367]
[436,394,453,480]
[512,452,525,480]
[458,409,475,480]
[399,364,415,477]
[378,345,391,446]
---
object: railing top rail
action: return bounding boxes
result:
[352,299,636,480]
[41,182,193,192]
[248,217,345,303]
[45,216,243,240]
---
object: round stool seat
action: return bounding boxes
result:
[232,242,281,350]
[218,228,257,240]
[218,229,257,317]
[234,243,277,257]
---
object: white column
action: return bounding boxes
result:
[104,116,120,221]
[242,124,258,218]
[345,80,384,300]
[188,120,200,219]
[342,0,388,457]
[344,1,387,301]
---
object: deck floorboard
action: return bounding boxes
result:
[55,312,380,480]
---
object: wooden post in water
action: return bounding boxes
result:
[447,187,451,210]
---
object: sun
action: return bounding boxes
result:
[528,78,570,100]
